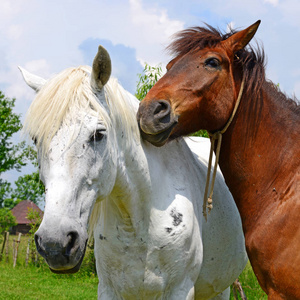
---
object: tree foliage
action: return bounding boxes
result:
[10,172,45,207]
[0,91,44,208]
[135,63,163,101]
[0,92,27,173]
[0,208,16,234]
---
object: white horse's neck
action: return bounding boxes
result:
[107,134,202,236]
[112,142,152,229]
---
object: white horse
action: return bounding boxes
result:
[20,46,247,299]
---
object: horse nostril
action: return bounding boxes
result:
[35,233,45,256]
[153,100,171,118]
[65,231,79,257]
[34,232,40,247]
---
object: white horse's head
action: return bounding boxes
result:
[20,46,139,273]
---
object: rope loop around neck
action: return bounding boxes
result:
[202,78,245,221]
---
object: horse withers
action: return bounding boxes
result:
[137,21,300,299]
[20,46,247,299]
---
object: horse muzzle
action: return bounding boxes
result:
[137,99,178,147]
[34,217,88,274]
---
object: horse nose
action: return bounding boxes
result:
[138,99,172,134]
[35,230,80,262]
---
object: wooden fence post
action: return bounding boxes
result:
[5,231,9,263]
[25,238,30,267]
[13,233,22,268]
[12,238,15,263]
[0,231,7,261]
[233,279,247,300]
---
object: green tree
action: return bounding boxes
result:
[0,182,12,206]
[135,64,208,138]
[0,208,16,234]
[10,171,44,207]
[135,63,163,101]
[0,91,44,208]
[0,92,26,173]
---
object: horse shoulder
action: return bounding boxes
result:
[244,169,300,296]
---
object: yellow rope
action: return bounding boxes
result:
[203,79,245,221]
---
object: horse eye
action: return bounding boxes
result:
[90,130,104,142]
[204,58,220,69]
[32,136,37,145]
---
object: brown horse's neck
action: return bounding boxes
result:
[218,81,300,234]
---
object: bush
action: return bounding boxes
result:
[0,208,16,235]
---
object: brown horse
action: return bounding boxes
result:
[137,21,300,299]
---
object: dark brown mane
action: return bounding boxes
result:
[167,24,226,57]
[265,81,300,114]
[168,24,300,114]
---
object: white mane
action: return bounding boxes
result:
[23,66,140,155]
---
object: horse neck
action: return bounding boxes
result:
[218,81,300,232]
[107,137,199,234]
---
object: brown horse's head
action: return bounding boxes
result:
[137,21,260,146]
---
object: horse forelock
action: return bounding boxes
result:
[23,66,140,155]
[167,24,224,57]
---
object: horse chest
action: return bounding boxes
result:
[94,206,202,297]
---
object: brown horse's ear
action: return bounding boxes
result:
[91,45,112,90]
[222,20,261,53]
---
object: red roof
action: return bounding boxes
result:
[11,200,43,225]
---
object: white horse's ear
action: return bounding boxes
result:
[91,45,112,90]
[18,66,47,92]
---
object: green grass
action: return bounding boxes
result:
[0,263,98,299]
[230,262,267,299]
[1,234,267,299]
[0,234,98,299]
[0,262,268,300]
[0,261,267,300]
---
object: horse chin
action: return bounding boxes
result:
[139,122,176,147]
[49,250,86,274]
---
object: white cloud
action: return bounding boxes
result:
[7,24,23,40]
[0,0,22,20]
[23,59,52,79]
[128,0,184,64]
[0,0,24,38]
[129,0,183,37]
[279,0,300,27]
[264,0,279,6]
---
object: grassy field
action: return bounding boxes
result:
[0,234,267,299]
[0,264,98,299]
[230,262,267,299]
[0,234,98,299]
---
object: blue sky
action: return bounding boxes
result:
[1,0,300,192]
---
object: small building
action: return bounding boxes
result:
[11,200,43,235]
